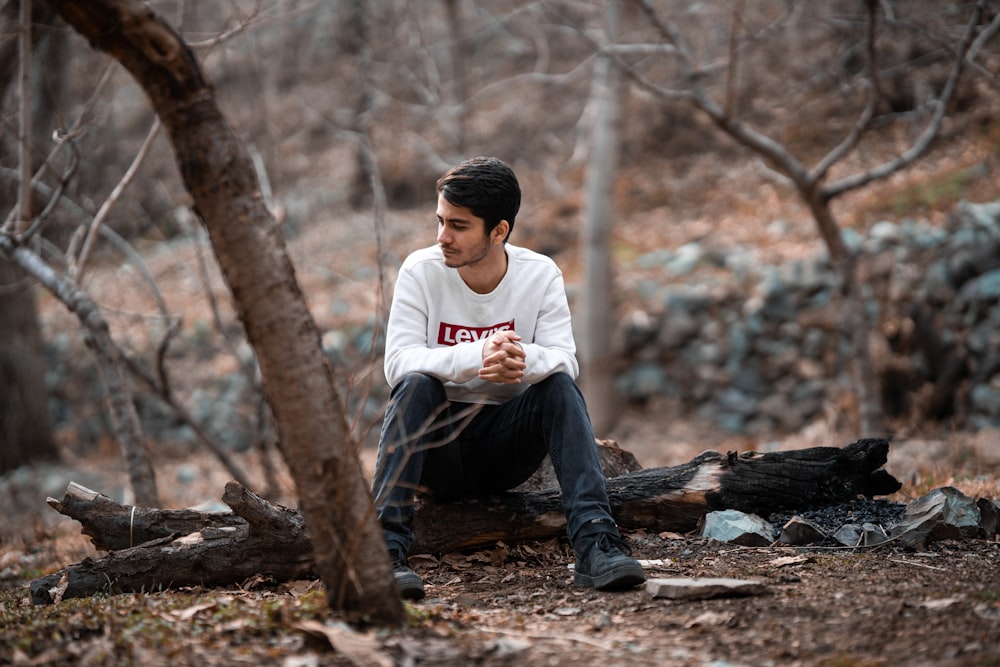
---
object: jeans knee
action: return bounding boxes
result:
[393,373,446,403]
[535,372,584,407]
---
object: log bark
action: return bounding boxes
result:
[32,439,900,603]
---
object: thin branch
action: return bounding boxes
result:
[724,0,745,116]
[0,234,159,506]
[119,342,255,490]
[72,117,161,282]
[186,0,262,50]
[3,61,116,232]
[21,140,80,241]
[807,0,880,184]
[822,0,988,200]
[965,7,1000,91]
[16,0,32,234]
[633,0,811,185]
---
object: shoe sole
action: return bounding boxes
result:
[574,563,646,591]
[394,572,426,600]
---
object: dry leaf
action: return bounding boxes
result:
[769,555,813,568]
[48,573,69,604]
[295,620,392,667]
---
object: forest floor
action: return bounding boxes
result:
[4,119,1000,665]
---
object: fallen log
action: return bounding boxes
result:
[31,482,315,605]
[31,438,899,603]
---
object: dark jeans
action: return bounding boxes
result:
[370,372,614,556]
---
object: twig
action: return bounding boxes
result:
[888,558,947,572]
[3,62,115,232]
[72,117,161,282]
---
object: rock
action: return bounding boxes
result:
[646,577,767,600]
[833,523,863,547]
[977,498,999,538]
[702,510,774,546]
[890,487,982,547]
[778,516,827,546]
[860,522,890,546]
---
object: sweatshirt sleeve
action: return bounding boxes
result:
[520,272,580,383]
[383,264,483,389]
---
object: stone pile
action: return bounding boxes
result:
[615,199,1000,435]
[39,200,1000,451]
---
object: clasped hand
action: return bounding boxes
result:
[479,330,526,384]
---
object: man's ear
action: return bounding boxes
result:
[492,220,510,243]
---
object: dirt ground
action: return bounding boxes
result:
[2,426,999,666]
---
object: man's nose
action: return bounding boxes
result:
[437,225,450,244]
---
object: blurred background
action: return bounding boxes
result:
[2,0,1000,529]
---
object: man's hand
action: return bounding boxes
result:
[479,330,526,384]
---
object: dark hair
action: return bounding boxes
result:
[436,156,521,240]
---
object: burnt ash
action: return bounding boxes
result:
[768,498,907,543]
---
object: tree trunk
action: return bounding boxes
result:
[0,0,61,475]
[31,439,900,603]
[804,190,884,435]
[0,260,58,474]
[45,0,403,625]
[580,0,623,436]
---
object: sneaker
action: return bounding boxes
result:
[572,519,646,591]
[390,551,425,600]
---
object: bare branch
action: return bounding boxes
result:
[16,0,32,234]
[823,0,988,200]
[633,0,810,185]
[186,0,263,50]
[71,117,161,282]
[966,7,1000,90]
[0,234,159,506]
[21,140,80,241]
[724,0,745,116]
[807,0,880,184]
[3,61,116,232]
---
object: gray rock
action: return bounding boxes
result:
[702,509,774,546]
[890,487,982,547]
[646,577,767,600]
[977,498,999,538]
[833,524,863,547]
[860,522,890,546]
[779,516,827,545]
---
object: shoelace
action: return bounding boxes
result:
[592,531,633,556]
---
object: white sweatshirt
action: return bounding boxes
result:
[383,244,580,404]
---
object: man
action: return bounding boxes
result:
[371,156,645,600]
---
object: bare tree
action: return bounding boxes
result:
[614,0,990,434]
[34,0,403,625]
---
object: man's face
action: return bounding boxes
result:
[436,194,501,269]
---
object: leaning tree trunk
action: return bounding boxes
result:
[45,0,403,625]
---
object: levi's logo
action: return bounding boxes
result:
[438,319,515,346]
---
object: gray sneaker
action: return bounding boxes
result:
[572,519,646,590]
[390,551,425,600]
